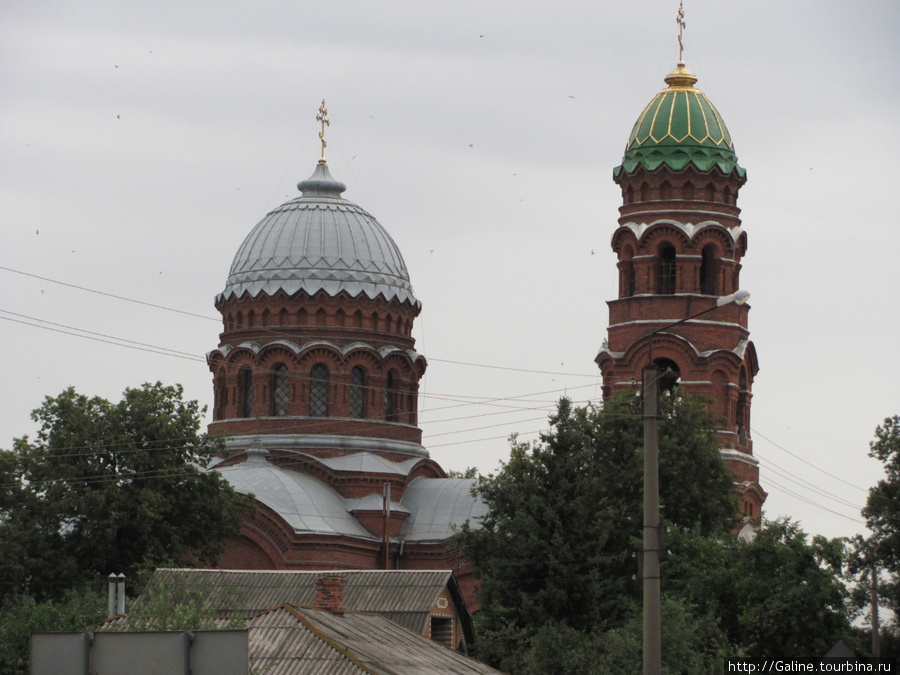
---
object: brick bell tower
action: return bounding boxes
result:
[595,60,766,523]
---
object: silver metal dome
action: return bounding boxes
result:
[218,162,419,307]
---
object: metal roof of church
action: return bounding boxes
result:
[213,452,486,542]
[218,162,420,308]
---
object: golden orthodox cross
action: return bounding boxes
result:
[316,100,330,164]
[676,1,686,62]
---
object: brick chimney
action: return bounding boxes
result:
[314,575,346,615]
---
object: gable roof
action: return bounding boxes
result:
[136,568,473,640]
[245,604,503,674]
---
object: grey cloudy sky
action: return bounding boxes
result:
[2,0,898,542]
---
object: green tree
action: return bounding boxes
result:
[665,519,851,659]
[0,585,107,675]
[0,383,246,602]
[458,391,736,671]
[852,416,900,657]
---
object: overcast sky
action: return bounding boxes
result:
[2,1,898,542]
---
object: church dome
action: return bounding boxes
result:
[218,162,420,307]
[615,62,745,179]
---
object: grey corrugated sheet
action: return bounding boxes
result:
[244,605,503,675]
[137,569,454,635]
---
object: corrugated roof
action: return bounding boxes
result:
[244,605,504,675]
[136,569,458,635]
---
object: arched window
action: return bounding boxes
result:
[620,245,635,298]
[705,183,716,202]
[700,244,718,295]
[682,181,695,201]
[640,182,650,202]
[737,367,749,434]
[657,244,677,295]
[349,366,366,418]
[354,310,363,328]
[240,366,254,418]
[653,358,681,393]
[385,370,398,422]
[659,181,671,200]
[310,364,329,417]
[273,364,290,416]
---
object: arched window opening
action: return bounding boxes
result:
[336,309,346,327]
[316,309,327,326]
[682,181,694,201]
[625,185,634,204]
[240,366,254,418]
[737,367,749,434]
[298,308,308,325]
[278,308,289,326]
[700,244,719,295]
[385,370,399,422]
[705,183,716,202]
[659,181,671,200]
[407,393,416,425]
[247,310,255,327]
[653,358,681,394]
[349,366,366,419]
[236,311,244,329]
[261,309,270,327]
[273,364,290,416]
[640,182,650,202]
[723,185,732,205]
[657,244,677,295]
[620,245,635,298]
[354,310,363,328]
[371,312,380,331]
[310,364,330,417]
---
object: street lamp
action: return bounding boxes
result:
[642,290,750,675]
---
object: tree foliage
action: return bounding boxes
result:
[0,383,246,603]
[665,519,850,659]
[457,391,737,670]
[0,585,107,675]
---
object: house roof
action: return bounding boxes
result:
[233,604,503,674]
[136,569,471,639]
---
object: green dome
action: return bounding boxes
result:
[615,62,746,179]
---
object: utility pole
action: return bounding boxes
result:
[643,365,661,675]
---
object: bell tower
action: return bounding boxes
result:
[595,60,766,522]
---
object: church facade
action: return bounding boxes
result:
[205,117,486,609]
[595,60,766,523]
[205,53,766,606]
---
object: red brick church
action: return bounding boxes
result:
[206,105,487,609]
[595,60,766,529]
[206,55,766,607]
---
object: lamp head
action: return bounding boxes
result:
[717,289,750,307]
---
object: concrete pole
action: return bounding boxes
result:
[871,564,880,657]
[643,365,661,675]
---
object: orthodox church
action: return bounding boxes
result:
[206,103,487,608]
[595,59,766,523]
[206,49,766,607]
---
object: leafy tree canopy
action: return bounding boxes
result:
[0,383,246,603]
[457,390,737,670]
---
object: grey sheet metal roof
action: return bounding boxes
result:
[399,478,488,543]
[216,452,376,540]
[244,604,503,674]
[219,162,419,307]
[138,569,458,632]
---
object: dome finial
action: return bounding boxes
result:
[316,99,330,165]
[676,1,686,62]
